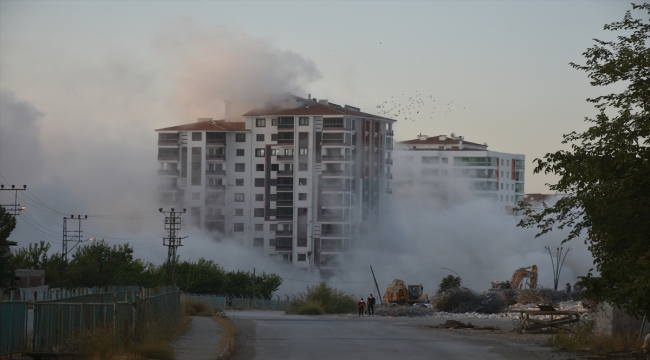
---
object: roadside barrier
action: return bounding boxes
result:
[183,293,289,311]
[0,286,179,358]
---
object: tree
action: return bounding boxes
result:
[66,240,143,287]
[516,4,650,316]
[0,206,17,289]
[438,275,462,293]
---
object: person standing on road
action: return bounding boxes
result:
[357,298,366,317]
[367,294,376,316]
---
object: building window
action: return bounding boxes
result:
[236,149,244,156]
[297,238,307,247]
[255,194,264,201]
[269,193,277,201]
[256,164,264,171]
[236,179,244,186]
[234,223,244,232]
[255,148,265,157]
[254,238,264,247]
[500,183,503,189]
[500,195,503,201]
[255,178,265,187]
[271,164,279,171]
[270,224,278,232]
[441,170,448,176]
[299,163,308,171]
[297,254,307,261]
[256,134,265,141]
[235,209,244,216]
[271,134,278,141]
[192,192,200,200]
[442,158,448,164]
[235,163,245,172]
[235,193,245,202]
[299,178,307,186]
[192,132,202,141]
[299,193,307,200]
[299,148,308,155]
[236,133,246,142]
[254,208,264,217]
[256,118,266,127]
[272,119,277,126]
[299,117,309,126]
[255,224,263,231]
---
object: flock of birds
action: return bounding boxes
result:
[374,91,467,121]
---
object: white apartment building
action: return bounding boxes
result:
[156,95,396,271]
[393,133,525,208]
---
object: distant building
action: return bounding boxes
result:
[393,133,525,208]
[522,193,566,209]
[155,95,396,270]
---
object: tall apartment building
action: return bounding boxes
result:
[393,133,525,207]
[156,95,396,270]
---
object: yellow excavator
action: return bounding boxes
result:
[490,265,538,290]
[383,279,429,305]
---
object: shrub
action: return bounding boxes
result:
[295,302,325,315]
[183,299,216,317]
[286,282,356,314]
[547,327,642,355]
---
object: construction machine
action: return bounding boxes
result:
[490,265,538,291]
[383,279,429,305]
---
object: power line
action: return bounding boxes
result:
[62,215,90,262]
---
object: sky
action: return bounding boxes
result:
[0,1,635,292]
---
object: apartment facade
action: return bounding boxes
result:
[393,134,525,207]
[155,96,396,270]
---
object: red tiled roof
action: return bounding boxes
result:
[156,120,245,132]
[400,135,484,147]
[244,103,396,122]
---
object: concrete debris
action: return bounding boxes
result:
[433,287,506,314]
[375,305,433,317]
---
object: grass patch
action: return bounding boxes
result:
[547,327,643,355]
[286,282,356,315]
[215,315,237,360]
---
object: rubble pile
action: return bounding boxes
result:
[514,289,582,305]
[432,288,506,314]
[375,305,433,317]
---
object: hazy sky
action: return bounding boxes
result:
[0,1,633,288]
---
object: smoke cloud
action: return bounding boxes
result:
[153,20,321,120]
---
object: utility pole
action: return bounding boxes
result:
[62,215,89,262]
[0,184,27,216]
[160,208,186,285]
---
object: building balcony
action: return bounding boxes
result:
[322,169,351,177]
[275,245,293,252]
[277,155,294,161]
[276,215,294,221]
[276,230,293,236]
[206,154,226,161]
[276,185,294,191]
[157,169,179,176]
[206,170,226,177]
[206,139,226,146]
[157,155,179,161]
[205,198,225,206]
[277,170,293,176]
[385,159,393,165]
[322,154,351,161]
[205,214,225,221]
[386,189,393,195]
[276,200,294,207]
[386,130,394,136]
[385,173,393,179]
[277,124,294,129]
[321,140,351,146]
[158,184,179,192]
[319,215,346,222]
[321,186,351,192]
[322,126,353,131]
[158,139,179,146]
[206,184,226,191]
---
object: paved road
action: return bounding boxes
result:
[172,316,223,360]
[229,311,572,360]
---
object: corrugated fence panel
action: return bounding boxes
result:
[0,300,28,356]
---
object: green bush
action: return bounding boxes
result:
[295,302,325,315]
[286,282,356,314]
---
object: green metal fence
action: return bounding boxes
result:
[0,293,28,357]
[183,293,289,311]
